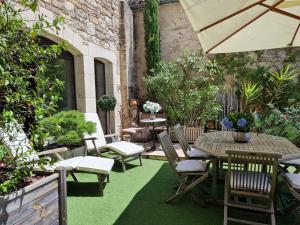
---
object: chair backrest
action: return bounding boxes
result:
[0,123,39,161]
[158,131,180,177]
[174,124,190,156]
[226,150,281,199]
[84,113,107,151]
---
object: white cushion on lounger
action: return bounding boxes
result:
[55,156,114,174]
[107,141,144,156]
[75,156,114,174]
[54,156,84,171]
[187,148,209,158]
[286,173,300,190]
[176,160,207,172]
[230,171,271,192]
[284,158,300,166]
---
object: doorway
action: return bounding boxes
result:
[94,60,108,134]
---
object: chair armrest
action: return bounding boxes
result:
[83,136,97,141]
[104,133,119,138]
[38,147,69,161]
[104,133,120,142]
[37,147,69,156]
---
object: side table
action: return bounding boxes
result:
[140,118,167,151]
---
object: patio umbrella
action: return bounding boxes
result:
[179,0,300,54]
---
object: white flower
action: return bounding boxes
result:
[143,101,161,113]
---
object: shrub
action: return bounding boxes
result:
[39,111,96,147]
[260,106,300,147]
[223,112,255,132]
[146,51,224,126]
[97,95,117,112]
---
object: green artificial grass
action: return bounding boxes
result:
[67,159,298,225]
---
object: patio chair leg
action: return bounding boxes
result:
[139,154,143,166]
[97,174,104,196]
[270,202,276,225]
[107,174,110,183]
[121,156,126,172]
[166,172,209,203]
[223,205,228,225]
[71,172,78,182]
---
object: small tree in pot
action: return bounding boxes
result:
[97,95,117,134]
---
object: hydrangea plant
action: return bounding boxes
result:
[223,112,255,132]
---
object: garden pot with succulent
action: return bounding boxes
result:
[223,112,255,143]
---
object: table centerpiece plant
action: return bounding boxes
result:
[143,101,162,119]
[223,112,255,143]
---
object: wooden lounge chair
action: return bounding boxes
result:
[157,131,210,203]
[84,113,144,172]
[174,124,209,159]
[224,150,281,225]
[0,125,114,196]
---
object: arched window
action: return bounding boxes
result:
[39,37,76,111]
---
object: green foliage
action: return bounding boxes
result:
[0,0,64,134]
[97,95,117,112]
[215,52,300,114]
[0,116,47,195]
[39,111,96,147]
[260,106,300,147]
[146,51,224,126]
[144,0,160,73]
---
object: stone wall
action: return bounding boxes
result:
[33,0,123,133]
[40,0,120,52]
[133,2,201,98]
[119,1,135,128]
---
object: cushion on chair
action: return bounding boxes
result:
[230,171,271,192]
[54,156,114,174]
[176,160,207,172]
[187,148,209,158]
[283,158,300,166]
[54,156,84,171]
[75,156,114,174]
[285,173,300,190]
[84,113,108,151]
[107,141,144,156]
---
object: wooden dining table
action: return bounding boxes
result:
[193,131,300,201]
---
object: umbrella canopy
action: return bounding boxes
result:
[180,0,300,54]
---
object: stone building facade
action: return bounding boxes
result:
[23,0,124,132]
[22,0,300,132]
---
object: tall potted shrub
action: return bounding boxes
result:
[0,1,67,224]
[144,0,160,73]
[146,51,224,142]
[97,95,117,134]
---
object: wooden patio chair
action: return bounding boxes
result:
[281,158,300,173]
[84,113,144,172]
[279,168,300,215]
[174,124,209,159]
[158,131,210,203]
[224,150,282,225]
[0,125,114,196]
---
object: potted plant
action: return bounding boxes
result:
[223,112,255,143]
[97,95,117,134]
[143,101,162,119]
[146,51,224,142]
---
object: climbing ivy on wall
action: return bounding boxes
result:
[144,0,161,74]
